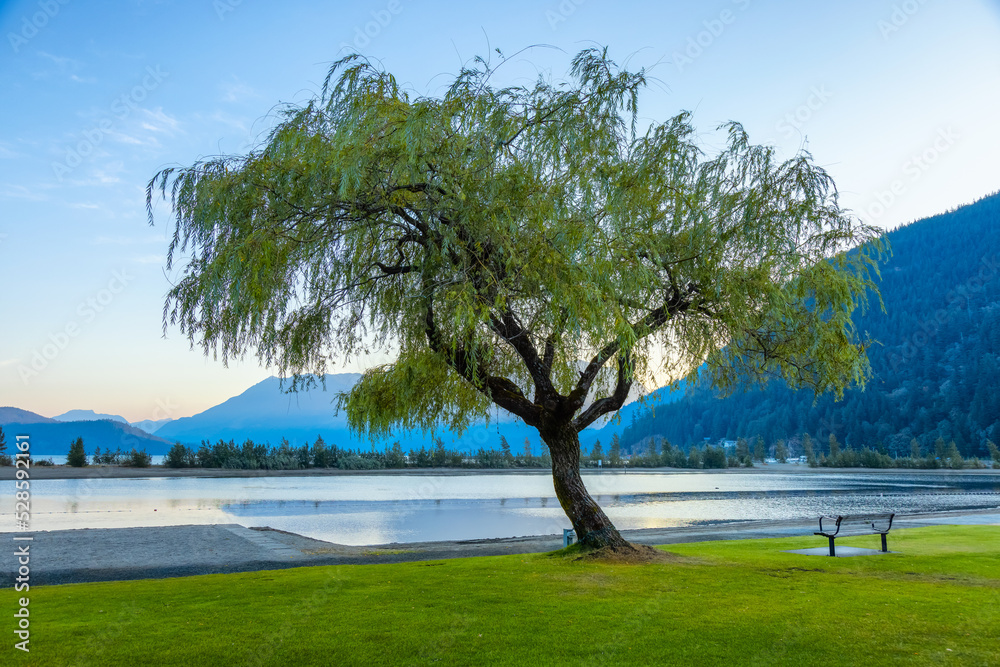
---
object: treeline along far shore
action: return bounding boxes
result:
[5,427,997,471]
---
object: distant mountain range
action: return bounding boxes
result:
[130,418,174,434]
[0,408,172,456]
[148,373,634,453]
[152,374,360,448]
[0,407,56,425]
[53,409,128,424]
[1,372,647,457]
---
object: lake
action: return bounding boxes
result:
[3,469,998,545]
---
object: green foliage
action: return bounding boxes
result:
[67,437,87,467]
[828,433,841,459]
[123,448,152,468]
[609,434,622,467]
[795,437,986,470]
[934,437,947,460]
[312,435,334,468]
[87,446,140,466]
[160,437,551,471]
[409,446,429,467]
[734,437,752,467]
[988,440,1000,468]
[588,439,604,465]
[499,435,513,465]
[753,436,765,462]
[646,437,660,461]
[687,445,702,468]
[386,441,406,468]
[774,439,788,463]
[165,443,196,468]
[0,426,9,466]
[702,445,728,468]
[802,433,816,467]
[93,447,123,465]
[148,47,882,443]
[945,441,965,469]
[432,437,447,467]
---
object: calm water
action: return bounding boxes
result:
[2,470,998,545]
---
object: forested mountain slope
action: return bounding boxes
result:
[619,192,1000,457]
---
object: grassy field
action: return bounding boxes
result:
[5,525,998,666]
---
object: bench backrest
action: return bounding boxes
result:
[822,513,894,536]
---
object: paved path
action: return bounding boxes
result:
[4,509,997,586]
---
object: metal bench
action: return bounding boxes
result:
[815,513,895,557]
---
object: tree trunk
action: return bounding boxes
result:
[542,422,630,550]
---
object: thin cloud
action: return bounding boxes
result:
[209,110,250,134]
[65,173,124,187]
[130,254,166,264]
[140,107,181,134]
[90,168,122,184]
[219,77,260,103]
[34,50,87,79]
[105,129,151,146]
[94,235,166,246]
[0,184,46,201]
[37,50,81,69]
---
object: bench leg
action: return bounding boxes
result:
[881,534,888,553]
[828,536,836,557]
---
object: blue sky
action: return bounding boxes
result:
[2,0,999,422]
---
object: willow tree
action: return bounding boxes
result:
[148,49,883,550]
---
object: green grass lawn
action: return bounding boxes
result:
[5,526,998,666]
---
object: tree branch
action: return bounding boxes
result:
[567,286,698,411]
[572,351,634,431]
[542,307,568,376]
[424,299,541,425]
[488,309,556,403]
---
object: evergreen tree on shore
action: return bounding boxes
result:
[67,437,87,467]
[590,440,604,465]
[0,426,9,466]
[803,434,816,467]
[774,439,788,463]
[609,435,622,468]
[499,435,513,466]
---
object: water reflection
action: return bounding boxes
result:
[1,471,997,545]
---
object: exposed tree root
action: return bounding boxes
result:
[574,541,679,564]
